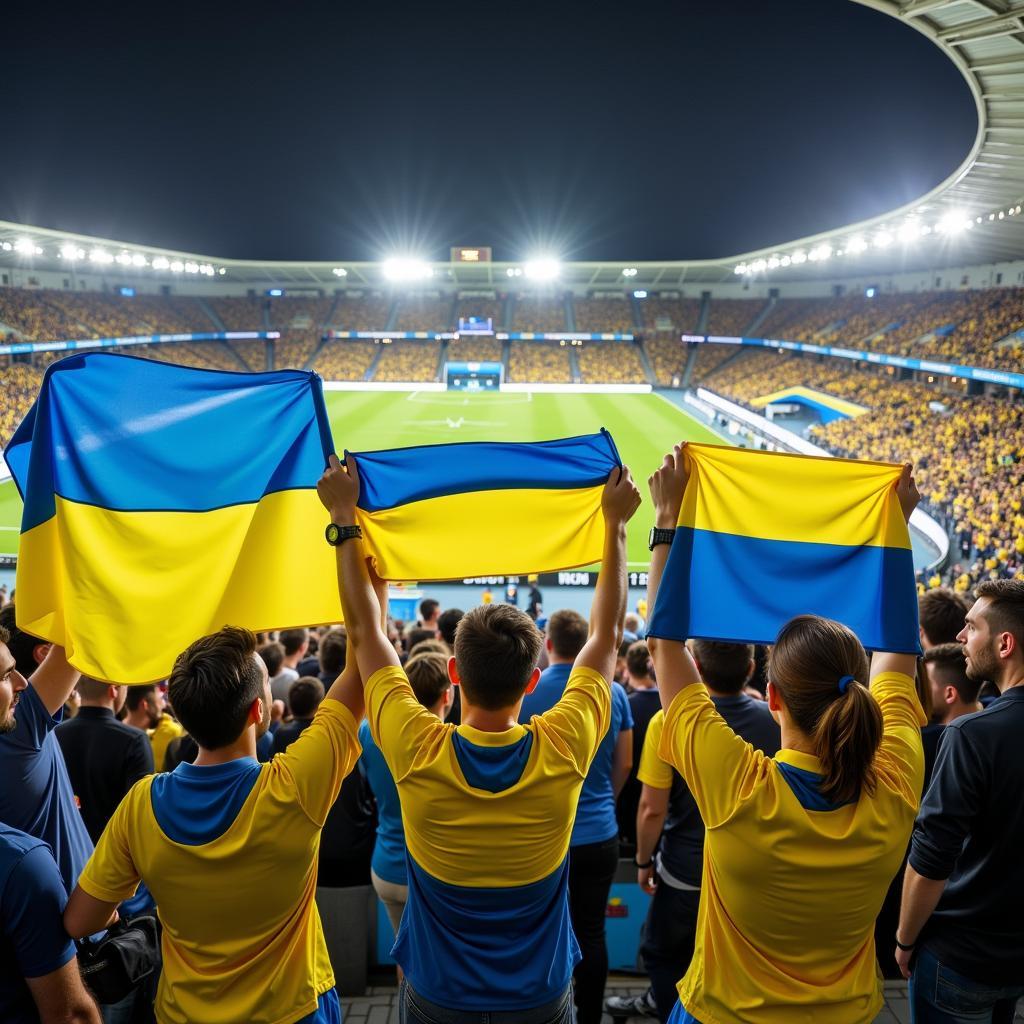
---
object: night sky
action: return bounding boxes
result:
[4,0,977,262]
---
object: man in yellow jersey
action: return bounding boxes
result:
[63,626,364,1024]
[316,452,641,1022]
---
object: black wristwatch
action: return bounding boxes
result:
[895,936,916,952]
[648,527,676,551]
[325,523,362,546]
[634,855,654,869]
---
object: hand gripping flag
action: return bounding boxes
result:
[4,353,343,683]
[646,444,919,653]
[348,430,621,581]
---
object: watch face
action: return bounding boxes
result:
[326,524,340,545]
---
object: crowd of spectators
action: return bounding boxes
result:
[512,295,568,332]
[574,297,635,334]
[274,330,322,371]
[308,339,378,380]
[643,336,688,385]
[393,295,451,332]
[372,340,440,382]
[445,336,504,363]
[703,298,762,337]
[507,340,572,382]
[637,296,700,333]
[577,341,647,383]
[454,298,503,330]
[206,296,267,331]
[0,364,44,448]
[266,296,334,331]
[331,295,393,331]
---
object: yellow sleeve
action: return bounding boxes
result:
[871,670,926,805]
[532,667,611,776]
[636,710,673,789]
[77,782,145,904]
[659,683,767,829]
[274,699,362,826]
[365,665,448,783]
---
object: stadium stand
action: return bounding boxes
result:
[643,336,688,386]
[704,298,766,337]
[330,295,392,331]
[445,336,504,363]
[207,296,267,331]
[266,296,333,331]
[373,340,440,382]
[512,295,567,332]
[574,297,635,333]
[638,296,700,333]
[508,340,572,382]
[756,298,830,339]
[577,341,646,383]
[454,298,503,330]
[310,339,378,381]
[394,294,452,332]
[0,363,43,448]
[274,330,322,371]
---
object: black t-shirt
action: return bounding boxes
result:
[616,688,663,847]
[910,688,1024,984]
[55,706,154,844]
[658,694,780,887]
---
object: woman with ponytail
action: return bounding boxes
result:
[646,446,926,1024]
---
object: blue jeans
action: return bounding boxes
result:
[398,980,574,1024]
[910,947,1024,1023]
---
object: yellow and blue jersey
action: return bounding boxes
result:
[659,671,925,1024]
[78,700,360,1024]
[365,663,611,1010]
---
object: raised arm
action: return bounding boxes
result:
[871,463,922,682]
[317,454,400,684]
[647,445,702,710]
[573,467,642,681]
[29,644,81,717]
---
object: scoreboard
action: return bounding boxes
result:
[451,246,492,263]
[445,361,504,391]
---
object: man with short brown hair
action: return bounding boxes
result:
[922,643,982,726]
[918,587,969,649]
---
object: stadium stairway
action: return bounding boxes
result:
[565,294,577,332]
[502,294,515,332]
[436,340,449,380]
[696,293,711,334]
[680,343,700,389]
[364,345,385,381]
[635,341,657,386]
[744,297,775,337]
[322,292,343,331]
[500,338,511,374]
[630,292,645,331]
[568,345,582,384]
[447,293,459,331]
[198,298,227,332]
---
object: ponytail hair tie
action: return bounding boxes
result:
[838,675,855,694]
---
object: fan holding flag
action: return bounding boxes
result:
[645,443,926,1024]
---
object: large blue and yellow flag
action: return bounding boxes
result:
[646,444,919,652]
[349,430,621,581]
[4,353,342,683]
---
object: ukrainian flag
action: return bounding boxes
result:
[4,353,342,683]
[349,430,621,581]
[647,444,919,653]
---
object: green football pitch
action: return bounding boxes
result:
[0,389,722,565]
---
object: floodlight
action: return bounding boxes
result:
[767,256,780,269]
[382,257,433,282]
[733,264,746,275]
[169,260,184,272]
[116,253,133,266]
[218,268,227,275]
[866,287,876,298]
[873,231,893,249]
[0,242,11,251]
[523,258,560,281]
[332,267,348,277]
[89,249,114,264]
[751,259,767,273]
[791,250,807,265]
[15,238,38,255]
[132,253,146,267]
[633,290,648,298]
[896,223,919,243]
[152,257,170,270]
[622,267,638,277]
[848,236,868,254]
[780,255,792,267]
[810,244,832,261]
[938,211,970,235]
[61,243,85,260]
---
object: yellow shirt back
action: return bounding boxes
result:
[79,700,360,1024]
[659,672,925,1024]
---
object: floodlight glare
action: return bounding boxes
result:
[89,249,114,264]
[751,259,767,273]
[873,231,893,249]
[332,267,348,277]
[938,211,970,235]
[780,255,792,267]
[61,243,85,260]
[132,253,147,267]
[382,257,433,282]
[767,256,781,269]
[622,267,638,277]
[733,264,746,275]
[14,238,38,255]
[169,260,184,272]
[847,236,868,254]
[896,222,919,243]
[524,258,560,281]
[633,290,648,299]
[152,257,170,270]
[116,253,133,266]
[791,250,807,265]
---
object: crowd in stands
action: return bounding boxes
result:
[331,295,392,331]
[512,295,567,332]
[644,336,688,386]
[0,364,43,448]
[372,340,440,382]
[445,336,504,363]
[308,339,378,381]
[205,296,267,331]
[638,296,700,333]
[574,297,635,334]
[702,298,761,337]
[454,298,503,330]
[393,295,451,332]
[3,452,1022,1024]
[274,330,322,371]
[266,296,334,331]
[508,340,572,382]
[577,341,647,383]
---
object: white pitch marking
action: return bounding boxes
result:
[445,417,465,428]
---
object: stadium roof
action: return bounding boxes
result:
[3,0,1024,289]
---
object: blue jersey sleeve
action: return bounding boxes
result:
[613,683,634,731]
[3,845,76,978]
[8,684,60,753]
